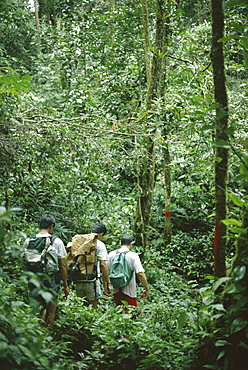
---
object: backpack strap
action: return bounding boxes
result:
[28,234,57,255]
[50,235,57,244]
[116,249,130,255]
[115,249,130,261]
[29,234,37,241]
[28,234,57,243]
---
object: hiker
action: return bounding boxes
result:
[73,222,111,309]
[23,214,69,326]
[108,234,149,307]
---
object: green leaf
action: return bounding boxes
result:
[18,344,33,359]
[178,311,187,331]
[208,213,216,218]
[225,283,243,294]
[213,277,231,292]
[213,313,225,320]
[215,156,223,163]
[229,193,245,207]
[240,37,248,50]
[40,291,53,303]
[203,365,218,369]
[0,72,33,95]
[0,341,8,355]
[225,126,236,136]
[217,350,226,361]
[215,340,229,347]
[8,344,22,365]
[226,0,248,7]
[230,296,248,313]
[205,275,215,280]
[233,266,246,282]
[212,304,226,312]
[214,140,230,149]
[216,109,228,120]
[244,55,248,69]
[240,163,248,176]
[29,278,41,288]
[222,218,242,226]
[229,226,247,234]
[230,318,247,334]
[202,124,215,131]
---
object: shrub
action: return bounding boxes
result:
[149,230,213,283]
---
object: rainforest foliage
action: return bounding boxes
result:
[0,0,248,369]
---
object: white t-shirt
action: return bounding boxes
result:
[24,233,67,259]
[96,239,108,277]
[108,249,144,298]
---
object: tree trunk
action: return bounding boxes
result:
[135,0,169,253]
[141,0,152,87]
[223,205,248,369]
[34,0,41,54]
[211,0,229,278]
[151,0,171,243]
[191,204,248,370]
[146,0,168,106]
[157,1,170,244]
[163,141,171,243]
[135,137,155,253]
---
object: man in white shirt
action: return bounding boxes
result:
[74,222,110,308]
[108,234,149,307]
[23,214,69,326]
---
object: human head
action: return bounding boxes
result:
[120,234,134,246]
[91,222,107,236]
[39,214,56,230]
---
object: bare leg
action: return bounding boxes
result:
[88,299,98,309]
[40,307,47,325]
[46,301,57,327]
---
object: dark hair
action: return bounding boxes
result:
[120,234,133,246]
[91,222,107,235]
[39,214,56,229]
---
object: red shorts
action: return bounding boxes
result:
[113,291,138,307]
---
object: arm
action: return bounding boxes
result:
[137,271,149,299]
[100,259,111,295]
[58,258,69,297]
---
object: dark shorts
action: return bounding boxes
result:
[113,291,138,307]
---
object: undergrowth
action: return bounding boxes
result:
[1,207,237,370]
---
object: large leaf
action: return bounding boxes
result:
[230,317,248,334]
[233,266,246,282]
[229,193,245,207]
[221,218,242,227]
[178,311,187,330]
[213,277,231,292]
[214,140,230,149]
[226,0,248,7]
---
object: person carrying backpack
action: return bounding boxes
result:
[108,234,149,307]
[71,222,111,309]
[23,214,69,326]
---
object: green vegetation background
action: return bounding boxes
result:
[0,0,247,369]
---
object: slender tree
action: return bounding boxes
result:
[34,0,41,53]
[211,0,229,278]
[135,0,170,252]
[163,141,171,243]
[141,0,152,87]
[224,203,248,369]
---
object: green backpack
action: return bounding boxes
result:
[109,250,133,288]
[23,235,58,276]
